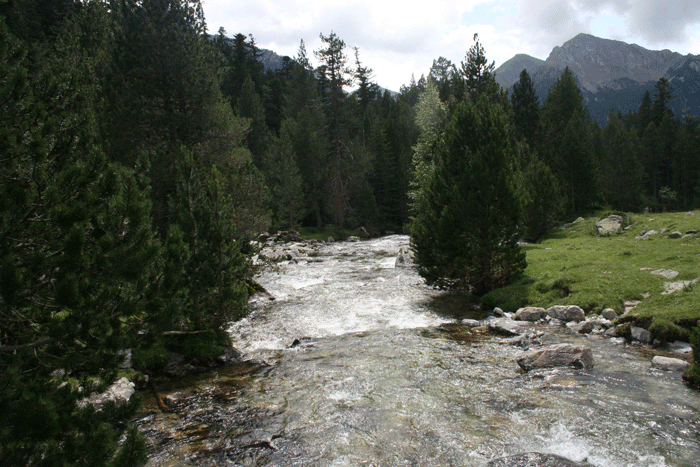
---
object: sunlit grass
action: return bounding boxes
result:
[482,210,700,341]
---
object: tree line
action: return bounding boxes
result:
[2,1,700,464]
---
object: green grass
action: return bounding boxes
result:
[482,210,700,342]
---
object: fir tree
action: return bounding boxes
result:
[411,96,525,295]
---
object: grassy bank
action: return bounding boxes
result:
[482,211,700,342]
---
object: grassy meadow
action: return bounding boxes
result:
[482,211,700,342]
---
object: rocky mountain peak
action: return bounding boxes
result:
[544,33,685,91]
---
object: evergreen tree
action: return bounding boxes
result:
[0,20,151,466]
[265,120,306,229]
[600,111,644,211]
[315,31,354,226]
[540,67,597,213]
[511,68,540,146]
[411,96,525,295]
[517,148,565,242]
[459,34,499,100]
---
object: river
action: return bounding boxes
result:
[138,235,700,466]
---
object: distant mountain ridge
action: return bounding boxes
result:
[496,33,700,122]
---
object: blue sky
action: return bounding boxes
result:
[202,0,700,91]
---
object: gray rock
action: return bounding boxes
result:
[577,318,610,334]
[516,343,594,371]
[596,215,624,235]
[601,308,618,320]
[636,229,657,239]
[547,305,586,323]
[487,452,592,467]
[668,231,683,239]
[488,318,531,336]
[395,247,414,268]
[651,356,691,372]
[630,326,652,344]
[326,236,335,243]
[461,319,481,327]
[79,377,135,409]
[651,269,680,279]
[666,341,693,355]
[515,306,547,322]
[493,307,505,317]
[347,236,361,242]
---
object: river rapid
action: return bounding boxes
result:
[138,235,700,466]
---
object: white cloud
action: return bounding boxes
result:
[201,0,700,91]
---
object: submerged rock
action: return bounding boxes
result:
[487,452,592,466]
[515,307,547,322]
[516,343,594,371]
[395,247,414,268]
[651,356,691,372]
[488,318,532,336]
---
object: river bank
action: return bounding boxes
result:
[135,234,700,466]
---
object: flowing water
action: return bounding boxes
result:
[139,235,700,466]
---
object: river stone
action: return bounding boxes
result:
[461,319,481,327]
[630,326,652,344]
[651,356,691,372]
[547,305,585,323]
[516,343,594,371]
[395,247,414,268]
[493,307,505,317]
[488,318,531,336]
[601,308,618,320]
[515,307,547,322]
[487,452,592,466]
[574,318,610,334]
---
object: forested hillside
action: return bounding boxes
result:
[1,1,700,465]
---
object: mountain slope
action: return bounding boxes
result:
[497,33,700,122]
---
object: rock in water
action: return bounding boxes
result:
[487,452,592,466]
[516,343,594,371]
[547,305,585,323]
[515,307,547,322]
[395,247,414,268]
[651,356,691,372]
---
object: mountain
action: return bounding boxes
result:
[495,54,544,90]
[496,33,700,123]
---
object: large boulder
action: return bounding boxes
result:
[516,343,594,371]
[79,377,135,409]
[651,356,691,372]
[596,215,624,235]
[394,247,414,268]
[630,326,652,344]
[547,305,585,323]
[487,452,592,466]
[515,307,547,322]
[488,318,532,336]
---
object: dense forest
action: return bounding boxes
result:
[2,0,700,465]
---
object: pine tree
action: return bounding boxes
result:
[315,31,354,226]
[540,67,597,213]
[265,120,306,229]
[511,69,540,146]
[411,96,525,295]
[0,20,152,466]
[600,111,644,211]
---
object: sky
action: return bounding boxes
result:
[201,0,700,92]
